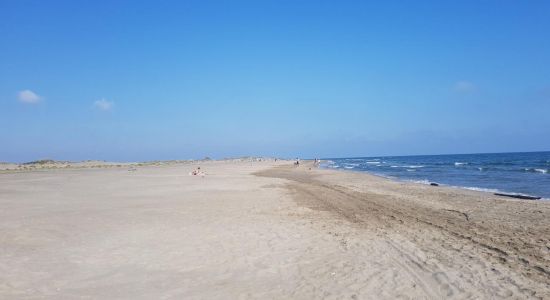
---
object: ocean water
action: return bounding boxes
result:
[321,151,550,199]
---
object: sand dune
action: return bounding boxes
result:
[1,160,548,299]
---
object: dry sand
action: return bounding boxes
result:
[0,160,549,299]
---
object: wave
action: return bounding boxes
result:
[524,168,548,174]
[343,163,360,167]
[405,180,509,194]
[320,160,337,168]
[320,152,550,198]
[477,166,499,171]
[418,182,547,200]
[461,186,500,193]
[390,165,424,168]
[407,179,431,185]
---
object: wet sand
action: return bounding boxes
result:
[1,160,549,299]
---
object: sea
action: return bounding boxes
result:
[320,151,550,199]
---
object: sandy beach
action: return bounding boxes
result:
[1,160,549,299]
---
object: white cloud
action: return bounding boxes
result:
[17,90,42,104]
[453,81,476,93]
[93,98,114,111]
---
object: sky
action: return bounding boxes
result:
[1,0,550,162]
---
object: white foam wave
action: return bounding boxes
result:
[405,179,500,193]
[454,162,468,166]
[461,186,500,193]
[535,168,548,174]
[343,163,360,167]
[343,166,354,169]
[409,179,431,185]
[391,165,424,168]
[407,180,514,195]
[454,186,546,200]
[365,161,380,164]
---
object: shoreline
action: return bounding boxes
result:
[2,157,546,200]
[319,160,550,201]
[257,162,550,297]
[3,157,546,200]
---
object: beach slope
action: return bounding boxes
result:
[1,161,548,299]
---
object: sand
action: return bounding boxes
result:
[0,160,549,299]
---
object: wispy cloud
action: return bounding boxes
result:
[17,90,42,104]
[93,98,114,111]
[453,81,476,93]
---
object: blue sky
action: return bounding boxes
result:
[1,1,549,162]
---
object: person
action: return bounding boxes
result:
[191,166,204,176]
[294,158,300,166]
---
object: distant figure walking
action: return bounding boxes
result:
[294,158,300,166]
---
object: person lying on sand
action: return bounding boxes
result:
[190,167,205,177]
